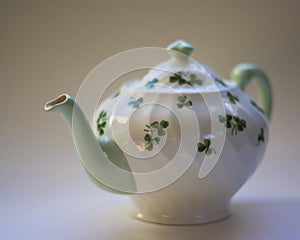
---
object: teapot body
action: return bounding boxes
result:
[95,79,268,224]
[45,40,272,225]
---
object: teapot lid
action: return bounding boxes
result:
[137,40,228,93]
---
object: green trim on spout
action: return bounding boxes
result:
[44,94,136,194]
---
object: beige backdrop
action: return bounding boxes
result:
[1,0,300,238]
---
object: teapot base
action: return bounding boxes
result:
[130,207,230,225]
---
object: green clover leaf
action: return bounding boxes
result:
[218,114,247,136]
[160,120,169,128]
[227,92,239,104]
[128,97,143,108]
[257,128,265,145]
[250,99,264,114]
[177,95,193,109]
[197,143,206,152]
[145,142,153,151]
[218,115,226,123]
[96,110,107,136]
[111,91,120,98]
[145,78,159,89]
[143,120,169,151]
[169,72,196,86]
[215,78,228,87]
[197,137,216,155]
[177,103,184,108]
[189,73,203,86]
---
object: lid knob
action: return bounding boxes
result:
[167,40,194,56]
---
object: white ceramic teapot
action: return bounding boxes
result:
[45,40,272,225]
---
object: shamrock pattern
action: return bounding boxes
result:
[177,95,193,109]
[197,138,216,156]
[145,78,159,89]
[219,114,247,136]
[128,97,143,108]
[143,120,169,151]
[169,71,203,86]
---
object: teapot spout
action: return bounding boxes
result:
[44,94,136,194]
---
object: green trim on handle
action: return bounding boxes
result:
[230,64,272,119]
[167,40,194,56]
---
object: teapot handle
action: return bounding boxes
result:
[230,64,272,119]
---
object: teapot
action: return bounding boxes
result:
[44,40,272,225]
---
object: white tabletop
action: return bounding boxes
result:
[2,195,300,240]
[1,170,300,240]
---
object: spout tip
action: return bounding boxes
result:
[44,93,70,111]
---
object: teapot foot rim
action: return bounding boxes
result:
[129,208,230,225]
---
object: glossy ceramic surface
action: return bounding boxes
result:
[45,40,272,225]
